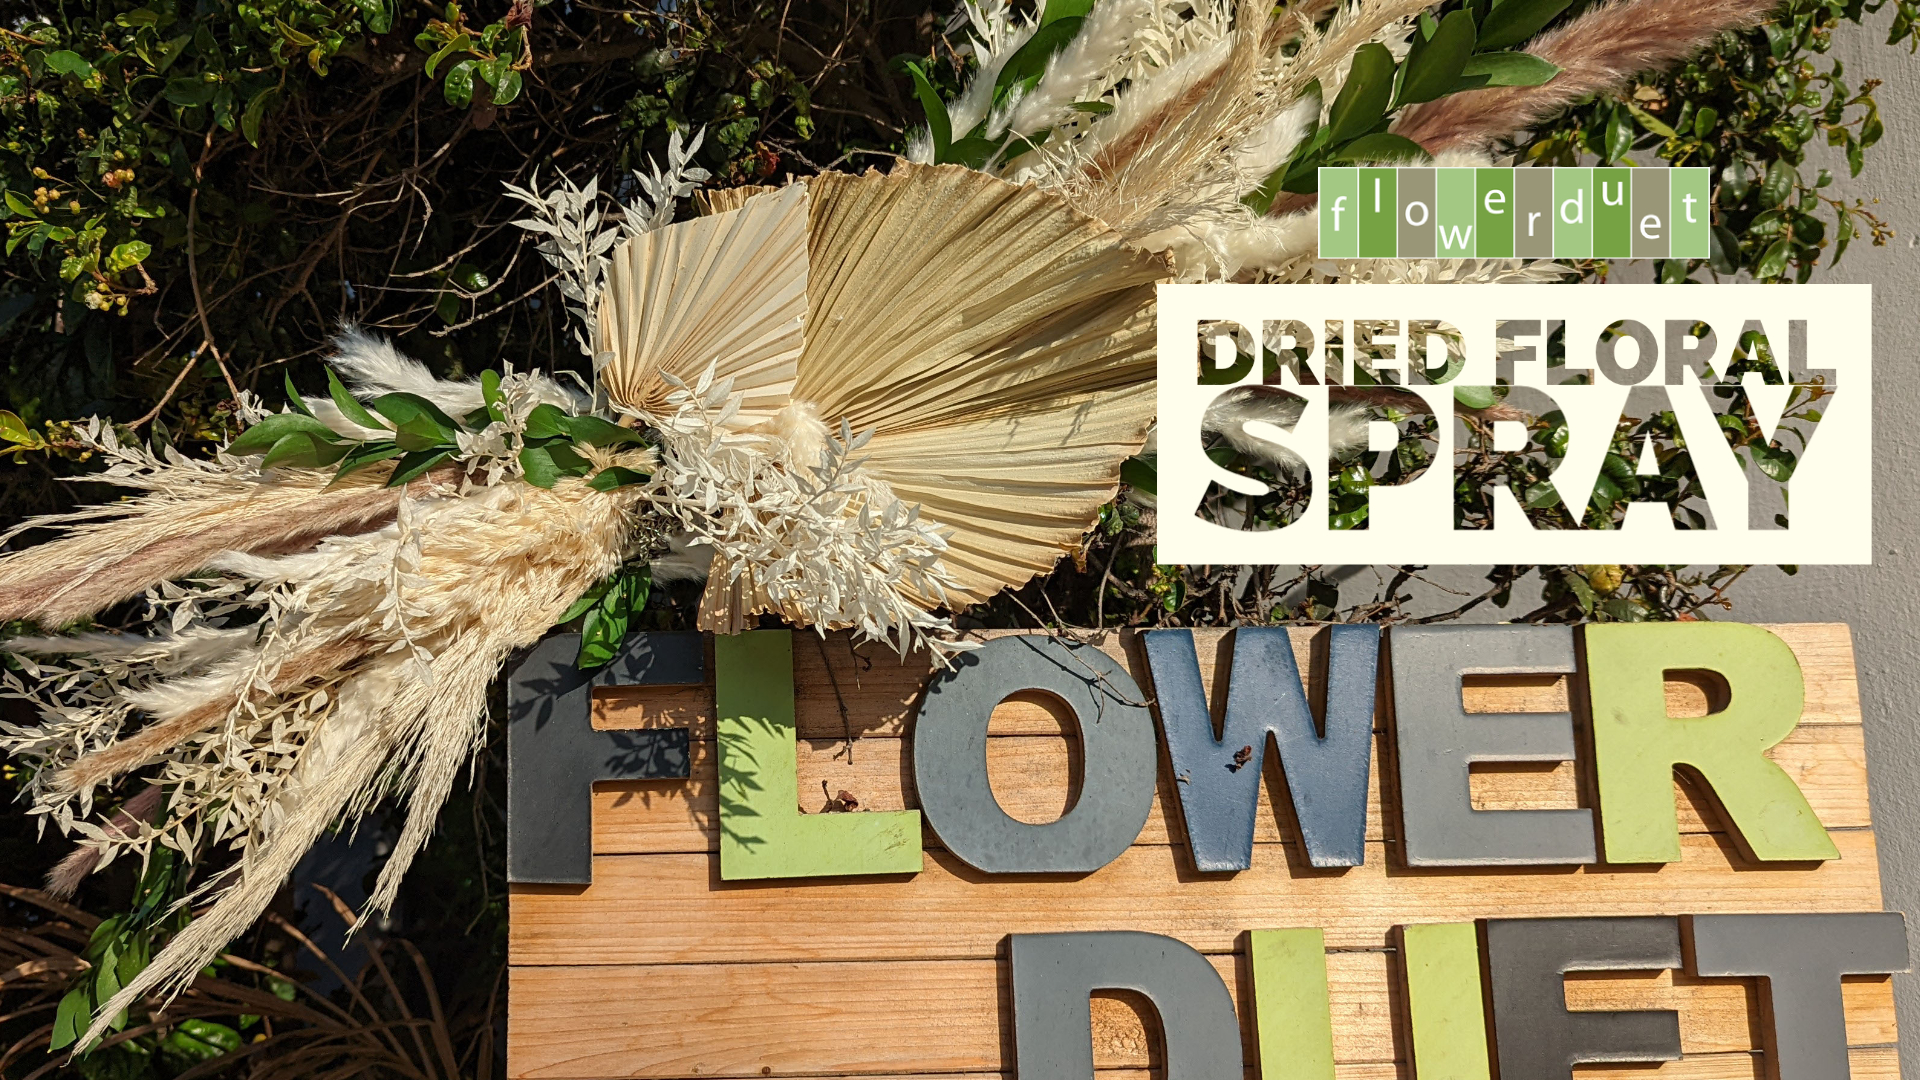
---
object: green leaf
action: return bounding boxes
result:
[444,59,476,107]
[241,88,279,147]
[557,577,614,624]
[545,441,592,475]
[1759,159,1798,207]
[1834,208,1854,265]
[51,986,89,1050]
[563,414,647,447]
[943,136,1005,169]
[1693,106,1718,138]
[105,240,151,273]
[1329,504,1370,529]
[425,32,468,78]
[229,413,344,455]
[1456,50,1559,88]
[520,443,564,487]
[3,191,37,219]
[1120,454,1156,497]
[577,604,620,668]
[163,74,217,107]
[45,50,94,77]
[480,368,505,422]
[477,55,509,90]
[1475,0,1574,50]
[1396,9,1476,107]
[1623,100,1676,138]
[1039,0,1094,25]
[262,430,352,469]
[904,62,951,163]
[1524,481,1560,508]
[387,448,454,486]
[524,402,570,440]
[493,69,523,105]
[1328,132,1431,164]
[327,368,384,430]
[331,441,406,483]
[1452,385,1498,410]
[370,392,462,449]
[1709,225,1741,275]
[1565,571,1597,612]
[357,0,393,32]
[281,371,315,417]
[586,465,651,490]
[1603,109,1633,163]
[1070,100,1115,114]
[1326,43,1396,144]
[1752,444,1797,481]
[1755,237,1791,279]
[162,1019,242,1061]
[0,409,42,447]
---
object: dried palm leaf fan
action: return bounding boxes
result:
[595,163,1165,630]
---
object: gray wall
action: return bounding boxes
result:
[1722,16,1920,1072]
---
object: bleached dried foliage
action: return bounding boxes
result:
[626,129,714,237]
[503,171,620,363]
[2,438,654,1047]
[631,368,970,662]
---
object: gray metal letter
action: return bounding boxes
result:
[1391,625,1595,866]
[1011,931,1243,1080]
[507,632,699,884]
[1487,917,1684,1080]
[915,635,1156,873]
[1690,913,1910,1080]
[1144,626,1378,871]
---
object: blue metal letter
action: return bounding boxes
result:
[1143,626,1379,871]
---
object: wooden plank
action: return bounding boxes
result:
[509,829,1883,966]
[514,624,1890,1080]
[582,722,1870,856]
[589,624,1863,740]
[514,1050,1901,1080]
[506,953,1896,1079]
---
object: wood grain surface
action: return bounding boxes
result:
[508,624,1898,1080]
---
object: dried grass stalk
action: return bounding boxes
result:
[1394,0,1780,152]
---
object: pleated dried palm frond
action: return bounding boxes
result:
[595,182,808,421]
[596,163,1168,641]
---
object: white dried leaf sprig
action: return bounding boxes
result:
[505,127,710,370]
[634,367,974,663]
[625,128,713,237]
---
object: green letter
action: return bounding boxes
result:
[716,630,923,879]
[1586,623,1838,864]
[1250,929,1336,1080]
[1401,923,1491,1080]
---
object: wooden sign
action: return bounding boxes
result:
[504,623,1904,1080]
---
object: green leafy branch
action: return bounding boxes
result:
[233,367,651,489]
[555,564,653,668]
[414,0,530,109]
[51,846,186,1053]
[1245,0,1566,210]
[1522,0,1916,283]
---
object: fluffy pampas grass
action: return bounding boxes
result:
[1394,0,1782,152]
[3,443,655,1048]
